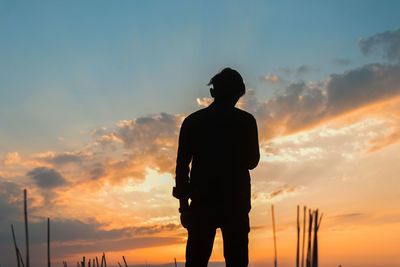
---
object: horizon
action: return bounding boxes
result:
[1,1,400,267]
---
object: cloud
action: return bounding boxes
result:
[3,113,184,190]
[0,216,181,261]
[358,28,400,62]
[111,113,181,152]
[254,63,400,141]
[53,236,182,255]
[332,58,352,66]
[35,151,92,166]
[273,66,292,76]
[325,63,400,115]
[0,179,23,221]
[325,212,370,228]
[251,182,304,204]
[268,185,303,200]
[272,65,319,76]
[196,97,213,107]
[26,167,67,188]
[2,152,21,165]
[84,112,184,183]
[262,75,280,84]
[296,65,320,75]
[43,219,179,243]
[0,216,179,245]
[329,212,366,220]
[253,81,325,140]
[367,127,400,152]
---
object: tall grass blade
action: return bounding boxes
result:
[306,209,313,267]
[301,206,306,267]
[103,252,106,267]
[271,204,278,267]
[47,218,51,267]
[23,189,30,267]
[11,224,21,267]
[296,205,300,267]
[312,210,322,267]
[18,247,25,267]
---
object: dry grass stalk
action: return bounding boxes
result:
[11,224,22,267]
[47,218,51,267]
[311,210,323,267]
[17,250,25,267]
[102,252,107,267]
[24,189,30,267]
[312,210,318,267]
[122,256,128,267]
[306,209,313,267]
[301,206,306,267]
[271,204,278,267]
[296,205,300,267]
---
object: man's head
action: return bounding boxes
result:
[208,68,245,105]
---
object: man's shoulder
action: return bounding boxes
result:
[233,107,257,123]
[184,107,210,122]
[183,106,257,125]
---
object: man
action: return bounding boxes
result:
[173,68,260,267]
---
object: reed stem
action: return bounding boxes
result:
[296,205,300,267]
[24,189,30,267]
[301,206,306,267]
[11,224,21,267]
[271,205,278,267]
[47,218,51,267]
[306,209,313,267]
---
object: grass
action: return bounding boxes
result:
[9,189,325,267]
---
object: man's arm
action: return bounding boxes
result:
[247,116,260,170]
[173,118,192,211]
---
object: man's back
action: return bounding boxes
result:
[176,102,259,212]
[173,68,260,267]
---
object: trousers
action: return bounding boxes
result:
[185,207,250,267]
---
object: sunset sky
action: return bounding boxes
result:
[1,1,400,267]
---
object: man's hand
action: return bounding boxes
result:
[178,198,191,228]
[180,209,192,229]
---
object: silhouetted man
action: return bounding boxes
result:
[173,68,260,267]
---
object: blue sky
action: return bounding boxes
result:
[1,2,400,266]
[1,0,399,153]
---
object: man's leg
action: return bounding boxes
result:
[185,224,216,267]
[221,213,250,267]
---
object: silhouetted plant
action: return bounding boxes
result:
[301,206,307,267]
[271,205,278,267]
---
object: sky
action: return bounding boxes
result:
[1,1,400,266]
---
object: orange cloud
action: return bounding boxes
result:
[2,152,21,165]
[251,63,400,143]
[263,74,280,83]
[368,127,400,152]
[196,97,213,107]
